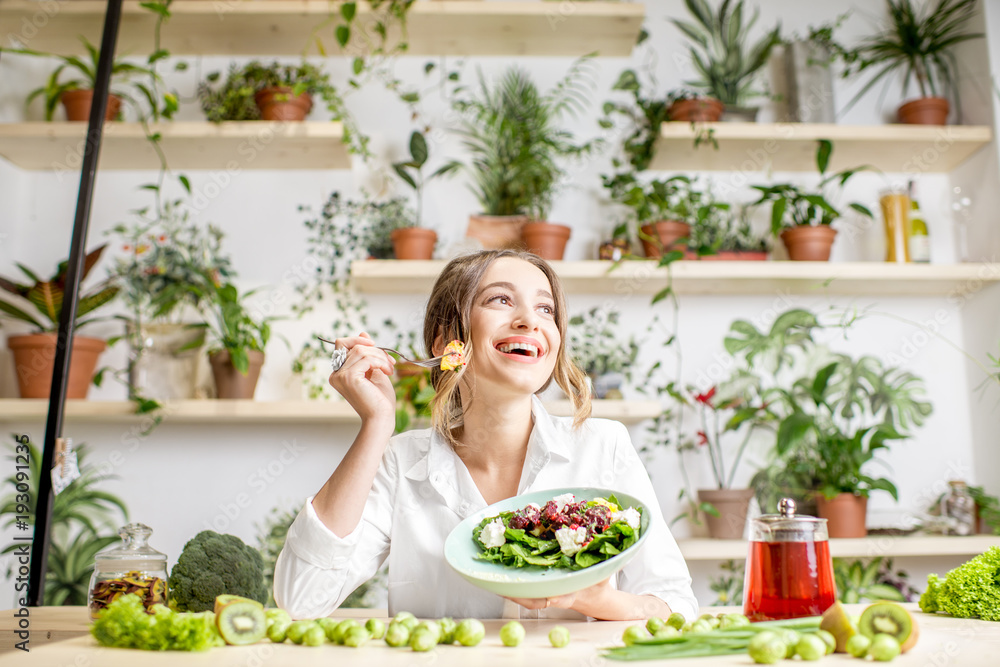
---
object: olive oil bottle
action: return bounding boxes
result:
[909,180,930,263]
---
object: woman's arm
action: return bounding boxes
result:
[313,333,397,537]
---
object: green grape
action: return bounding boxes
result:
[747,631,786,665]
[622,625,647,646]
[645,617,666,635]
[666,612,686,630]
[454,619,485,647]
[847,634,872,658]
[869,634,901,662]
[437,617,457,644]
[795,634,826,661]
[365,618,386,640]
[285,620,313,645]
[384,622,410,647]
[815,629,837,655]
[410,627,437,652]
[267,620,290,643]
[303,625,326,647]
[548,626,570,648]
[333,619,360,644]
[343,626,370,648]
[500,621,525,647]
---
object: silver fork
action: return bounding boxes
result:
[316,336,444,368]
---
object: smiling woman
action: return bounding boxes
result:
[273,250,697,622]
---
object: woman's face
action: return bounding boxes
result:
[465,257,561,397]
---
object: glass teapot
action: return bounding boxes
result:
[743,499,837,621]
[88,523,168,619]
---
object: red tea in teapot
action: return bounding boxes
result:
[743,539,837,621]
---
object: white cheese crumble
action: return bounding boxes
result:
[555,526,588,556]
[553,493,576,513]
[611,507,641,529]
[479,518,507,548]
[526,502,541,511]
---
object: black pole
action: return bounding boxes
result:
[28,0,124,606]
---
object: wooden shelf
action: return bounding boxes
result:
[0,1,644,57]
[679,535,1000,561]
[651,122,992,173]
[351,260,1000,297]
[0,398,661,425]
[0,121,349,171]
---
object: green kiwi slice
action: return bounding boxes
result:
[215,596,267,645]
[858,601,918,653]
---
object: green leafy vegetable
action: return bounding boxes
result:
[168,531,268,612]
[91,593,224,651]
[919,546,1000,621]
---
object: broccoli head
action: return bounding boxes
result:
[168,530,268,612]
[920,546,1000,621]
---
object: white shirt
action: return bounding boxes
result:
[274,396,698,620]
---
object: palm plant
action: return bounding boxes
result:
[0,245,119,333]
[844,0,981,113]
[15,36,158,121]
[1,439,128,605]
[453,59,597,219]
[671,0,782,107]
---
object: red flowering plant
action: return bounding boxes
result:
[107,194,233,324]
[683,379,770,491]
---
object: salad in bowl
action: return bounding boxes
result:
[444,487,652,599]
[474,492,641,570]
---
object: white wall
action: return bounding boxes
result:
[2,0,999,608]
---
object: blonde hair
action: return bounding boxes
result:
[424,250,591,447]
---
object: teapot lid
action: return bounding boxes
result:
[751,498,828,542]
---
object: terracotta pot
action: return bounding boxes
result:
[817,492,868,538]
[391,227,437,259]
[780,226,836,261]
[8,333,106,399]
[465,214,530,250]
[521,222,571,260]
[209,349,264,399]
[668,97,723,122]
[698,488,756,539]
[640,221,691,258]
[897,97,949,125]
[686,250,769,261]
[721,105,760,122]
[60,90,122,122]
[254,87,313,121]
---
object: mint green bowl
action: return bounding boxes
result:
[444,486,652,600]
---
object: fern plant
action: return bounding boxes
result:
[671,0,781,107]
[453,58,598,219]
[1,439,128,605]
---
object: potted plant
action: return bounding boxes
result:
[750,140,873,261]
[685,380,769,539]
[391,130,459,259]
[724,308,933,538]
[688,205,769,260]
[198,280,277,400]
[196,63,261,122]
[670,0,782,121]
[0,246,118,399]
[107,195,234,400]
[666,87,724,122]
[453,61,596,256]
[19,37,156,121]
[843,0,981,125]
[566,307,639,399]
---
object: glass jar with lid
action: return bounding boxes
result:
[743,498,837,621]
[943,480,975,536]
[88,523,168,619]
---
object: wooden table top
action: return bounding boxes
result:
[3,604,999,665]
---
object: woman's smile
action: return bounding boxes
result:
[493,335,545,363]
